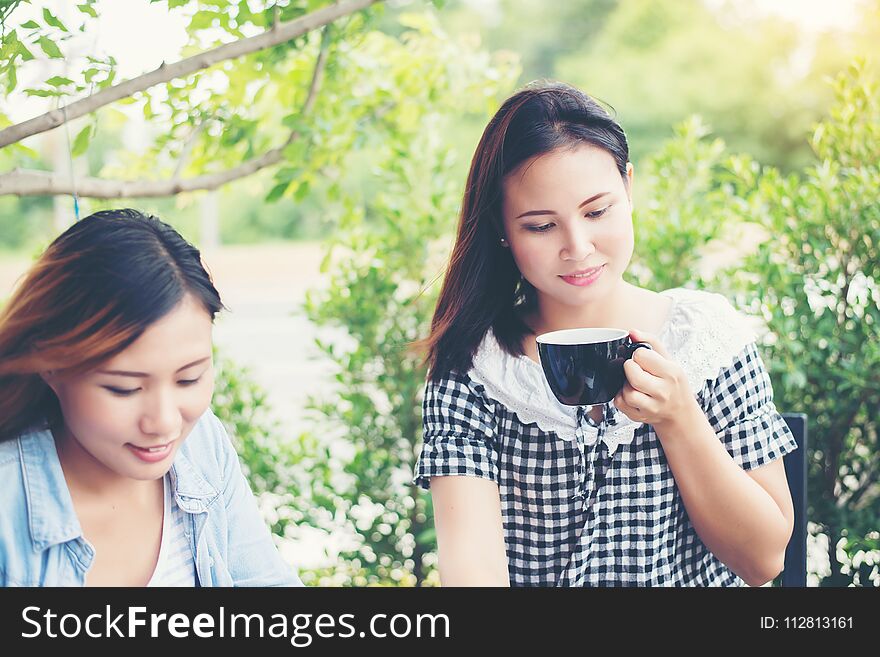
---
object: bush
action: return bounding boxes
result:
[636,60,879,586]
[723,60,879,586]
[216,13,518,586]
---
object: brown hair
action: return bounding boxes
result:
[0,209,224,441]
[423,82,630,380]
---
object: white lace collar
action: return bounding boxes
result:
[467,288,758,455]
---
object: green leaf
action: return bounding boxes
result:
[282,140,308,162]
[282,114,307,131]
[5,65,17,94]
[189,10,218,31]
[45,75,74,87]
[77,3,98,18]
[37,37,64,59]
[18,41,34,61]
[42,8,68,32]
[265,181,289,203]
[20,20,40,29]
[415,527,436,544]
[71,124,94,157]
[84,67,99,83]
[294,180,310,201]
[24,88,62,97]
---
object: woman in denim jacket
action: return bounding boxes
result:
[0,209,302,587]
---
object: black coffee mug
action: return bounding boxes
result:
[536,328,653,406]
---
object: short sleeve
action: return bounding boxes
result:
[413,371,500,490]
[701,342,798,470]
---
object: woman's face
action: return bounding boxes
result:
[45,293,215,482]
[501,144,635,313]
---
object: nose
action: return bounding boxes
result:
[139,386,182,440]
[559,222,595,262]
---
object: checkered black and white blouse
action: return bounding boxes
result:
[414,288,798,586]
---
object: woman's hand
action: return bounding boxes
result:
[612,328,701,431]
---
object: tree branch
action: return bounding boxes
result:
[0,150,285,197]
[824,389,871,504]
[838,412,879,510]
[845,461,879,510]
[303,26,333,117]
[0,3,348,199]
[0,25,341,200]
[0,0,380,149]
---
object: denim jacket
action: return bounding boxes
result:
[0,409,303,587]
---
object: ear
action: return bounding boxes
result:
[625,162,634,207]
[40,371,60,395]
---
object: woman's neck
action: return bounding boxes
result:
[530,280,641,336]
[53,427,160,503]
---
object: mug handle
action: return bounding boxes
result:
[625,341,653,359]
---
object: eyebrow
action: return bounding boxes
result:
[98,356,211,378]
[515,192,610,219]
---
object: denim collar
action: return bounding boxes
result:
[19,426,220,550]
[19,427,82,551]
[169,448,219,513]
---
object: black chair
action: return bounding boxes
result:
[781,413,808,587]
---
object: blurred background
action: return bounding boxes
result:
[1,0,877,586]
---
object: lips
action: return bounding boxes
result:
[126,440,175,464]
[130,442,172,453]
[559,264,605,287]
[561,265,604,278]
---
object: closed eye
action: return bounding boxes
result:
[103,386,139,397]
[526,223,554,233]
[585,206,610,219]
[101,375,202,396]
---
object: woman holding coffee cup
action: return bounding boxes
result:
[415,82,797,587]
[0,209,302,586]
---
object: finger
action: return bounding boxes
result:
[613,391,640,419]
[622,358,664,396]
[627,328,671,360]
[630,345,677,378]
[617,384,656,416]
